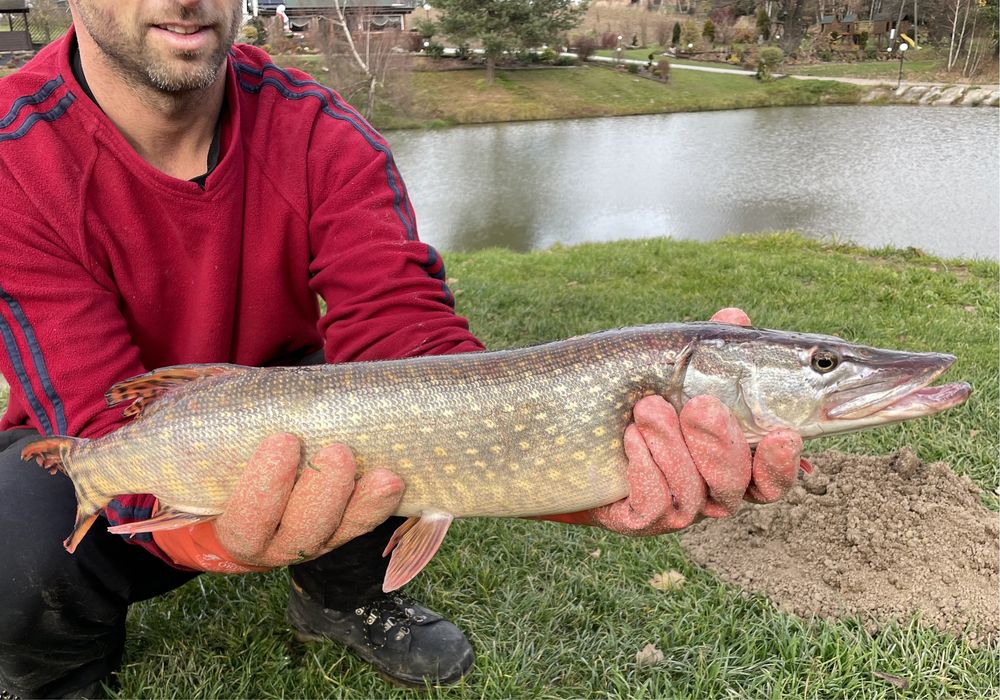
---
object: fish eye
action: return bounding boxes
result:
[810,350,840,374]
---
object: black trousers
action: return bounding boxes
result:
[0,419,402,696]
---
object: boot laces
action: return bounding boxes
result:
[353,594,429,644]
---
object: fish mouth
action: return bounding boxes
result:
[825,353,970,422]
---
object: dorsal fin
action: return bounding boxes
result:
[105,364,245,417]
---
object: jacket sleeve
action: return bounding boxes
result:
[304,112,485,363]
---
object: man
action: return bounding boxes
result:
[0,1,803,697]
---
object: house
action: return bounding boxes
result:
[818,11,858,41]
[249,0,420,31]
[864,12,913,48]
[0,0,32,53]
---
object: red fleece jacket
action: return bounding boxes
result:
[0,28,483,566]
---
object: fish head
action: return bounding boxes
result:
[681,325,971,443]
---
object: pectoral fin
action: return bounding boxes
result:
[382,511,454,592]
[106,507,217,536]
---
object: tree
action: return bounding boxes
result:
[946,0,995,75]
[756,45,784,79]
[703,18,716,42]
[680,19,703,48]
[755,6,771,40]
[434,0,588,84]
[671,20,682,45]
[311,2,411,120]
[26,0,69,44]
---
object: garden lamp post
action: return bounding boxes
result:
[896,42,908,88]
[616,35,623,64]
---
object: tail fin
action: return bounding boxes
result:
[22,436,104,553]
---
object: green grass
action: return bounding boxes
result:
[361,64,862,128]
[4,233,992,698]
[594,44,998,85]
[789,56,945,81]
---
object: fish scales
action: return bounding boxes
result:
[23,321,969,591]
[68,325,692,519]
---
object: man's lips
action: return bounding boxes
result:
[150,23,215,51]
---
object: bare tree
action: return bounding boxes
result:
[947,0,971,70]
[314,2,409,120]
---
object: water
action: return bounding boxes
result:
[385,106,999,260]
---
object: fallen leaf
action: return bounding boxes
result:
[970,429,979,438]
[649,570,685,591]
[589,548,601,559]
[963,305,977,313]
[635,643,664,667]
[873,671,909,689]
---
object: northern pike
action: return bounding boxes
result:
[23,322,970,591]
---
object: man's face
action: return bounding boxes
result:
[71,0,243,93]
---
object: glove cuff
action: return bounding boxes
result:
[528,511,597,526]
[153,518,269,574]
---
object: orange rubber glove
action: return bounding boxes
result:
[543,307,806,535]
[154,434,404,573]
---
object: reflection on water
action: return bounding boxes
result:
[386,106,999,259]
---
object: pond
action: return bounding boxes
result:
[385,105,998,260]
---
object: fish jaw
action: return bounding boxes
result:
[825,352,960,420]
[815,351,970,435]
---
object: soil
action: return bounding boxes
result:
[680,448,998,646]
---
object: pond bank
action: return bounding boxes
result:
[861,82,1000,106]
[378,64,866,129]
[590,55,999,109]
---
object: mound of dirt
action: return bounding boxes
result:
[680,449,998,646]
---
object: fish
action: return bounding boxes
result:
[22,322,970,591]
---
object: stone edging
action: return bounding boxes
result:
[861,84,999,107]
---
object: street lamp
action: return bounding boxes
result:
[896,42,908,88]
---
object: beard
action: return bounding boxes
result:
[73,2,243,94]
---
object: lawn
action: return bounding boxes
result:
[595,44,998,85]
[787,54,958,83]
[4,233,994,698]
[347,63,860,129]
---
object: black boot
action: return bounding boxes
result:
[0,679,105,700]
[286,579,474,686]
